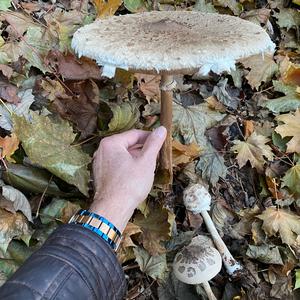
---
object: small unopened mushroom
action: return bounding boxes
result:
[72,11,275,189]
[183,184,242,276]
[173,236,221,300]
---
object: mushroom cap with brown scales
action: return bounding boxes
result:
[72,11,275,77]
[173,242,222,284]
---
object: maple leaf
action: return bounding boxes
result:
[231,132,274,172]
[257,207,300,245]
[173,102,226,184]
[0,133,19,162]
[93,0,123,18]
[240,54,278,90]
[0,208,32,253]
[133,206,175,256]
[264,81,300,113]
[135,74,161,102]
[282,163,300,195]
[172,140,201,166]
[280,56,300,86]
[12,113,91,196]
[275,110,300,153]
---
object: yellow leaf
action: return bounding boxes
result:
[117,222,142,264]
[240,54,278,90]
[172,140,201,166]
[275,110,300,153]
[93,0,123,19]
[231,132,274,172]
[257,207,300,245]
[280,56,300,86]
[0,133,19,162]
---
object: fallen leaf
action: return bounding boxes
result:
[0,65,13,79]
[194,0,217,13]
[0,259,18,287]
[280,57,300,86]
[13,113,91,196]
[40,198,81,224]
[173,102,226,184]
[46,51,101,81]
[244,120,254,138]
[134,206,175,255]
[264,81,300,113]
[240,54,278,90]
[275,110,300,153]
[0,133,19,162]
[213,0,243,15]
[231,132,274,172]
[98,101,140,134]
[246,244,284,265]
[135,74,161,102]
[282,163,300,195]
[133,247,167,280]
[117,222,142,264]
[93,0,123,18]
[0,208,32,253]
[0,0,11,11]
[0,89,35,131]
[295,269,300,290]
[257,207,300,245]
[0,82,20,104]
[172,140,200,166]
[2,185,32,222]
[274,8,300,31]
[124,0,146,12]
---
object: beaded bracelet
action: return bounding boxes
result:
[69,209,122,251]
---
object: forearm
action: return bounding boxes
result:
[0,224,126,300]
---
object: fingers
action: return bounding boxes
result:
[103,129,151,149]
[141,126,167,160]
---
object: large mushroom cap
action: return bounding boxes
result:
[72,11,275,77]
[183,184,211,213]
[173,242,222,284]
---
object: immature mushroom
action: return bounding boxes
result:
[173,235,222,300]
[183,183,242,276]
[72,11,275,189]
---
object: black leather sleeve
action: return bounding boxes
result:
[0,224,127,300]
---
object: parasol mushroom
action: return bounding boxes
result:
[72,11,275,189]
[183,183,242,276]
[173,235,222,300]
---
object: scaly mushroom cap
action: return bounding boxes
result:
[72,11,275,77]
[173,242,222,284]
[183,184,211,213]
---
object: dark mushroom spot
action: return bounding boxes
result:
[187,267,196,277]
[178,265,185,273]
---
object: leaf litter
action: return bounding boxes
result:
[0,0,299,299]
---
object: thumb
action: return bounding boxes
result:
[141,126,167,160]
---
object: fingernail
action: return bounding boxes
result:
[154,126,167,138]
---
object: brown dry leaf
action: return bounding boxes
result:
[133,206,175,256]
[0,65,13,79]
[206,95,226,112]
[0,82,20,104]
[266,177,283,200]
[117,222,142,264]
[240,54,278,90]
[93,0,123,18]
[275,110,300,153]
[46,51,101,81]
[0,133,19,162]
[257,207,300,245]
[0,208,32,253]
[135,74,161,102]
[244,120,254,138]
[280,56,300,86]
[231,132,274,172]
[172,140,200,166]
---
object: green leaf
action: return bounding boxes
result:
[173,102,226,184]
[295,269,300,290]
[13,113,91,196]
[133,247,168,281]
[0,259,18,286]
[40,198,81,224]
[0,208,32,254]
[0,0,11,11]
[124,0,146,12]
[274,8,300,31]
[264,81,300,113]
[282,164,300,195]
[194,0,217,13]
[246,244,283,265]
[98,101,140,134]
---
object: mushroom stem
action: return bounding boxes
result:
[159,73,174,188]
[201,281,217,300]
[201,210,242,276]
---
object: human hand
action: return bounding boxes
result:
[90,127,167,232]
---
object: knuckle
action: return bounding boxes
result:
[99,137,113,149]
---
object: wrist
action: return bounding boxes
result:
[89,196,136,232]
